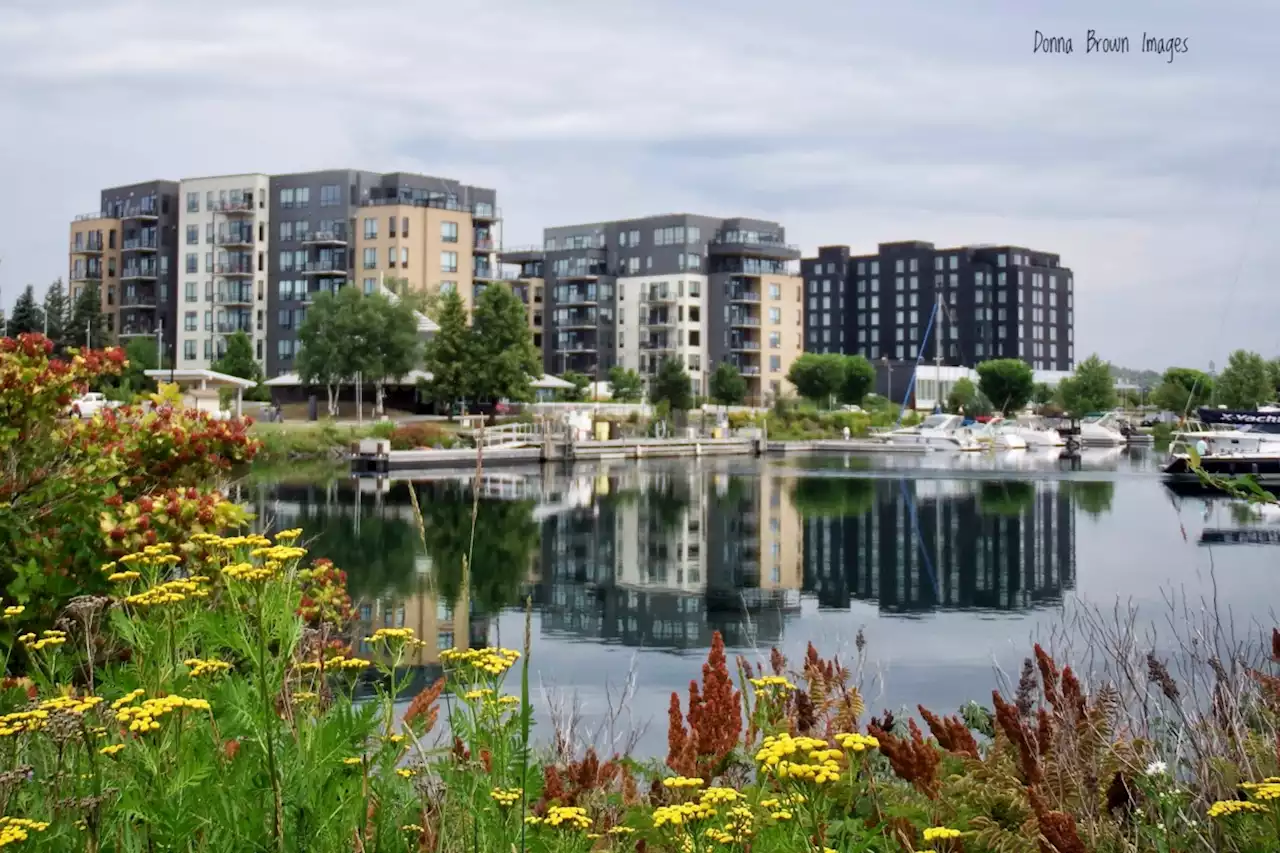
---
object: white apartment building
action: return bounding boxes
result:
[617,273,710,392]
[176,174,271,370]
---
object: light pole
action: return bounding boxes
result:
[881,356,892,404]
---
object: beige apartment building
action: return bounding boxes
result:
[68,214,123,339]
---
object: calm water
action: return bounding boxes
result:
[238,447,1278,754]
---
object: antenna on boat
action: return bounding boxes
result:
[935,291,944,413]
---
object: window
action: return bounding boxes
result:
[185,225,197,245]
[279,221,293,241]
[388,216,397,237]
[686,253,700,271]
[362,248,376,269]
[823,311,831,325]
[618,231,628,248]
[769,332,781,349]
[205,253,213,273]
[400,247,408,266]
[909,258,918,272]
[401,217,409,237]
[182,340,196,360]
[184,312,197,331]
[363,217,377,239]
[184,281,197,302]
[279,187,294,207]
[770,355,781,372]
[689,280,700,297]
[910,276,918,290]
[204,311,212,331]
[185,253,197,273]
[895,259,904,273]
[363,277,377,294]
[768,283,781,300]
[440,251,458,273]
[319,184,341,206]
[439,221,459,243]
[295,187,309,205]
[686,226,699,244]
[386,247,396,266]
[769,307,781,324]
[186,192,199,213]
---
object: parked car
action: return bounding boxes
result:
[68,392,121,418]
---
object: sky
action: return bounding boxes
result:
[0,0,1276,370]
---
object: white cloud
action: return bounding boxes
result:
[1,0,1276,366]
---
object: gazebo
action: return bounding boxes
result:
[143,369,258,417]
[531,374,575,402]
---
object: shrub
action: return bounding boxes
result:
[389,422,457,450]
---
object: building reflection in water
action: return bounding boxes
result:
[803,478,1076,614]
[239,463,1085,667]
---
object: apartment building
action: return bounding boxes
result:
[268,170,498,377]
[68,214,122,339]
[100,181,181,357]
[803,241,1075,371]
[176,175,271,369]
[502,215,802,405]
[501,247,546,351]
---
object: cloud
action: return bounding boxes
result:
[1,0,1276,366]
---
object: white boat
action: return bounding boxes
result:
[968,419,1027,450]
[883,414,983,452]
[1078,412,1127,447]
[1004,416,1066,448]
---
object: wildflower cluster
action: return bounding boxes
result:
[923,826,962,841]
[124,577,209,607]
[0,817,50,847]
[749,675,796,691]
[365,627,427,647]
[836,731,880,753]
[115,694,212,733]
[1208,799,1266,818]
[441,647,521,676]
[653,801,717,827]
[539,805,592,830]
[185,658,233,678]
[19,630,66,652]
[755,733,844,782]
[490,787,522,807]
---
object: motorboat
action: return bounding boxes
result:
[998,416,1064,448]
[882,414,982,452]
[968,419,1028,450]
[1078,412,1127,447]
[1162,430,1280,489]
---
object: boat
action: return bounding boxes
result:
[1077,412,1127,447]
[1001,416,1065,448]
[883,414,983,452]
[1162,429,1280,489]
[968,419,1028,450]
[1196,406,1280,434]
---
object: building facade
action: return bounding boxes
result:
[100,181,181,361]
[68,214,122,341]
[176,175,271,369]
[503,215,802,405]
[803,241,1074,372]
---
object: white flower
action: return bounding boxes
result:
[1145,760,1168,776]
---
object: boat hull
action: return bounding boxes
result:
[1162,453,1280,488]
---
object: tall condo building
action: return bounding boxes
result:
[68,169,498,376]
[268,170,497,377]
[502,215,802,405]
[802,241,1074,371]
[99,181,181,359]
[176,175,271,368]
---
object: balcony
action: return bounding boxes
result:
[729,316,760,328]
[472,205,499,222]
[216,262,255,277]
[559,342,598,353]
[120,291,158,309]
[301,229,348,246]
[302,260,347,276]
[213,199,255,215]
[214,290,254,306]
[71,243,104,255]
[556,289,598,306]
[474,238,494,252]
[557,310,598,329]
[709,236,801,261]
[214,322,252,335]
[728,290,760,303]
[123,235,158,252]
[120,266,158,281]
[643,290,677,304]
[729,340,761,351]
[216,232,254,248]
[500,245,545,264]
[644,312,676,327]
[120,203,159,221]
[473,267,500,282]
[738,365,762,376]
[71,269,103,282]
[642,339,676,351]
[118,326,158,338]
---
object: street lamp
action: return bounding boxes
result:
[881,356,893,403]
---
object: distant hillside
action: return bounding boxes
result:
[1110,365,1161,389]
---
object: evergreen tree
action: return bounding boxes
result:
[420,289,473,416]
[709,363,747,405]
[607,366,644,402]
[1216,349,1274,409]
[212,330,270,402]
[650,357,693,411]
[8,285,45,337]
[470,284,540,405]
[1056,354,1117,416]
[67,282,110,349]
[42,279,69,351]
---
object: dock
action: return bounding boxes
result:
[350,428,933,474]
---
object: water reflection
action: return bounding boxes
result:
[236,458,1125,665]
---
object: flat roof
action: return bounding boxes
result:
[144,369,258,389]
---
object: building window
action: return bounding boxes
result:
[769,332,781,349]
[182,340,196,360]
[770,355,781,372]
[184,253,197,273]
[769,307,781,324]
[400,248,408,266]
[361,248,376,269]
[185,225,198,245]
[363,218,377,239]
[363,278,377,294]
[203,311,212,331]
[186,192,199,213]
[387,247,396,266]
[401,217,409,237]
[440,221,458,243]
[319,184,341,207]
[183,312,197,331]
[440,251,458,273]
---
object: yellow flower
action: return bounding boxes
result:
[114,694,210,733]
[365,627,426,648]
[440,647,521,676]
[274,528,303,543]
[396,768,414,779]
[661,775,704,789]
[923,827,962,841]
[608,826,636,835]
[107,571,141,583]
[342,757,363,766]
[184,658,233,678]
[699,787,741,804]
[653,802,717,828]
[2,606,24,618]
[1208,799,1266,818]
[490,787,522,807]
[748,675,796,691]
[836,732,880,753]
[112,689,145,710]
[0,817,51,847]
[401,824,424,833]
[544,805,591,830]
[100,744,126,756]
[16,633,35,645]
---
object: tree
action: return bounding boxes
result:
[1151,367,1212,414]
[297,289,361,416]
[786,353,845,406]
[1215,349,1274,409]
[1056,354,1116,416]
[212,330,269,403]
[67,281,110,350]
[1032,383,1054,405]
[946,377,978,414]
[976,358,1035,414]
[108,337,159,400]
[1268,358,1280,397]
[607,366,644,402]
[42,279,68,351]
[470,283,539,409]
[557,371,590,402]
[650,356,693,411]
[839,355,876,406]
[709,363,747,406]
[8,285,44,337]
[420,288,472,417]
[363,295,421,416]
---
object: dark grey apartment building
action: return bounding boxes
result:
[267,170,498,376]
[803,241,1075,371]
[502,214,803,404]
[100,180,181,360]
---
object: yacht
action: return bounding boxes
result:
[968,419,1028,450]
[1162,429,1280,489]
[1078,412,1127,447]
[882,414,982,452]
[998,416,1064,448]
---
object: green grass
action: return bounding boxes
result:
[250,421,394,461]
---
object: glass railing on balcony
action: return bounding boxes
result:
[556,310,598,327]
[72,241,105,253]
[474,237,494,251]
[123,235,158,251]
[120,291,158,309]
[555,288,598,305]
[71,268,103,281]
[214,290,254,305]
[213,199,255,213]
[216,230,254,246]
[215,261,255,275]
[214,322,252,334]
[121,265,158,279]
[473,266,498,280]
[120,202,158,219]
[303,260,347,274]
[300,228,348,244]
[729,340,761,350]
[728,290,760,302]
[728,315,760,327]
[739,366,762,376]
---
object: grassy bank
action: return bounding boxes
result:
[250,420,393,461]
